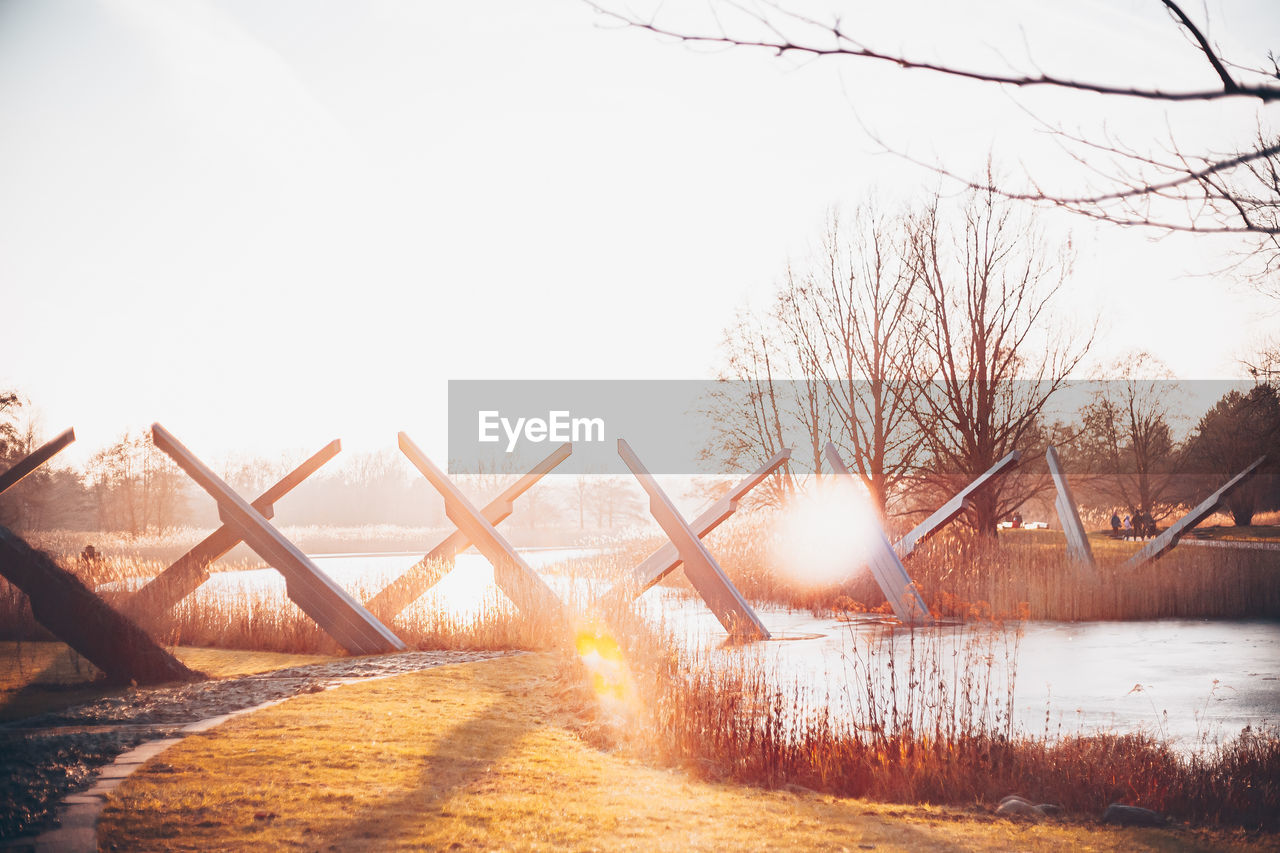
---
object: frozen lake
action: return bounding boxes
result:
[186,550,1279,747]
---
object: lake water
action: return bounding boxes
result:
[189,549,1279,748]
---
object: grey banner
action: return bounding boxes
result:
[447,379,1274,477]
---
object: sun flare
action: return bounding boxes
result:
[767,476,886,589]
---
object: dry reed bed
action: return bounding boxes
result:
[585,605,1280,832]
[699,514,1280,621]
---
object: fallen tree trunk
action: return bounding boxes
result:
[0,526,201,686]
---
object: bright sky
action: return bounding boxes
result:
[1,0,1277,467]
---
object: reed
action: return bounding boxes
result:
[699,513,1280,621]
[570,592,1280,831]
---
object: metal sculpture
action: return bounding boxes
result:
[124,440,341,626]
[0,429,199,685]
[606,449,791,602]
[1124,456,1268,568]
[1046,446,1097,574]
[397,432,566,621]
[825,443,931,624]
[894,451,1020,560]
[367,441,571,620]
[0,428,75,495]
[618,438,770,641]
[152,424,405,655]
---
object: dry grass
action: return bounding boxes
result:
[698,513,1280,621]
[97,654,1269,851]
[574,601,1280,832]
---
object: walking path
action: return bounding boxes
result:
[0,650,515,852]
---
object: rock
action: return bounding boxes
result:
[996,797,1045,820]
[1036,803,1063,817]
[1101,803,1167,827]
[998,794,1031,808]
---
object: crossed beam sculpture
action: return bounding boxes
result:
[123,440,342,627]
[605,449,790,602]
[367,441,572,621]
[152,424,405,655]
[0,429,199,685]
[396,432,566,623]
[825,443,932,624]
[617,439,771,641]
[893,450,1021,560]
[0,428,76,495]
[1046,446,1097,575]
[1124,456,1268,569]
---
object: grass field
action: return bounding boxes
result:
[97,653,1272,852]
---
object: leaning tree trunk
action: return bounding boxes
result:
[0,526,201,686]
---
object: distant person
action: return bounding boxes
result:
[1122,514,1133,539]
[1012,511,1023,529]
[79,544,99,570]
[1110,511,1121,536]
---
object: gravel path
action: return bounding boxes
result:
[0,650,514,841]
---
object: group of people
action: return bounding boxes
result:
[1110,510,1157,540]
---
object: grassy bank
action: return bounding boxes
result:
[97,653,1268,852]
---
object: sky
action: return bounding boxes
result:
[1,0,1277,469]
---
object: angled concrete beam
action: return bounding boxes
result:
[894,450,1020,560]
[0,525,199,686]
[609,448,791,600]
[124,440,342,625]
[618,438,770,641]
[825,443,931,624]
[0,428,75,496]
[1124,456,1267,569]
[367,442,572,620]
[397,432,565,621]
[152,424,405,655]
[1046,446,1096,575]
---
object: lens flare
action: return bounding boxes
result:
[574,621,636,710]
[767,476,885,588]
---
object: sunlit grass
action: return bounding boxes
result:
[97,654,1267,851]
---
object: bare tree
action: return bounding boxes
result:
[0,392,22,464]
[85,431,186,535]
[905,185,1091,535]
[590,0,1280,293]
[704,308,806,500]
[1075,353,1182,522]
[773,205,923,513]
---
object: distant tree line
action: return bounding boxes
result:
[0,403,649,537]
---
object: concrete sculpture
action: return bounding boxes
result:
[125,440,341,626]
[397,431,566,622]
[617,438,770,641]
[368,441,571,620]
[893,451,1021,560]
[0,429,198,684]
[825,443,931,624]
[152,424,405,655]
[1124,456,1267,568]
[606,449,791,602]
[1046,446,1097,574]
